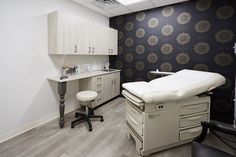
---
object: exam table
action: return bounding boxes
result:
[122,69,225,156]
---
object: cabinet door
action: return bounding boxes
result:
[108,29,114,55]
[86,21,105,55]
[77,19,90,54]
[113,72,120,97]
[110,29,118,55]
[94,24,106,55]
[48,11,77,54]
[87,21,96,55]
[103,74,114,102]
[103,27,110,55]
[59,14,77,54]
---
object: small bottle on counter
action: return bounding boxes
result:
[75,66,80,75]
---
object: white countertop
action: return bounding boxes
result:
[48,69,121,82]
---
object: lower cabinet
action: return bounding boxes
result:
[103,72,120,102]
[79,71,120,108]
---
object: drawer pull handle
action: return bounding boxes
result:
[97,77,101,80]
[183,104,207,109]
[97,84,101,87]
[97,90,101,93]
[128,115,138,125]
[187,116,202,121]
[186,106,201,109]
[148,114,160,119]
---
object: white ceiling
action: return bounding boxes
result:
[72,0,189,17]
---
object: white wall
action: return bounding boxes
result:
[0,0,109,142]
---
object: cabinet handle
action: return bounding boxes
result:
[89,47,91,53]
[97,83,101,87]
[97,77,101,80]
[97,90,101,93]
[108,49,110,54]
[111,49,113,53]
[74,45,77,53]
[92,47,95,53]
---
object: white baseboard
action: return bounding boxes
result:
[0,105,78,144]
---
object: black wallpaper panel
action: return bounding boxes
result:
[109,0,236,124]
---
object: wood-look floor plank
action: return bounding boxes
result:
[0,97,234,157]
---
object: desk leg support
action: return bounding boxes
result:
[58,82,66,128]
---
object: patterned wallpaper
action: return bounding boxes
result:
[109,0,236,123]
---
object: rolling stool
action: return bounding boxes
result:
[71,91,104,131]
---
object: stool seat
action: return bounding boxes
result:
[76,91,98,102]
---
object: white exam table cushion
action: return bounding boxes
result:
[122,90,145,107]
[122,69,225,103]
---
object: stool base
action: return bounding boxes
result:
[71,107,103,131]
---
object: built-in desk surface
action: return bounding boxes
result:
[48,70,121,82]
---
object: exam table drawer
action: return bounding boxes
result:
[180,103,209,116]
[180,114,208,128]
[126,114,143,137]
[179,127,202,140]
[127,103,143,124]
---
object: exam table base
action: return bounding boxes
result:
[127,125,192,156]
[124,92,210,156]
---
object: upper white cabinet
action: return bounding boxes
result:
[48,12,78,54]
[48,11,118,55]
[104,28,118,55]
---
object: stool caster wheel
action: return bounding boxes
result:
[89,127,92,132]
[101,117,104,122]
[75,113,79,118]
[90,110,94,115]
[71,124,74,129]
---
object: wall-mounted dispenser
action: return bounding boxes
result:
[234,43,236,128]
[234,43,236,54]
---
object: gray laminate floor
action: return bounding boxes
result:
[0,97,235,157]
